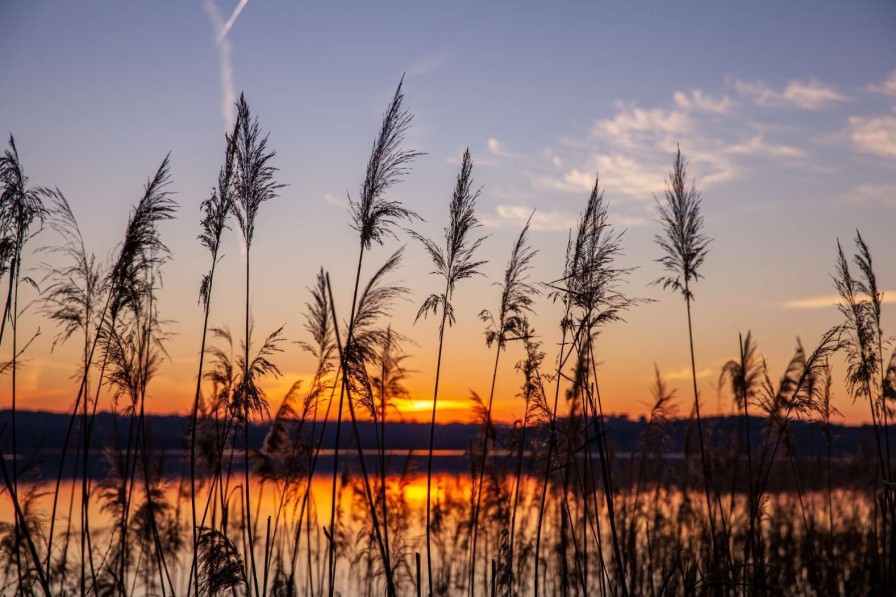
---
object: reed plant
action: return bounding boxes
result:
[231,92,283,597]
[470,216,537,594]
[325,75,421,597]
[410,147,486,596]
[652,147,724,577]
[189,113,239,597]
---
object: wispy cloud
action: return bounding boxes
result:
[847,114,896,158]
[203,0,250,130]
[324,192,347,207]
[482,205,576,231]
[673,89,733,114]
[532,154,666,198]
[868,70,896,97]
[724,134,804,158]
[595,104,692,151]
[729,77,847,110]
[486,137,522,158]
[844,183,896,208]
[482,203,646,232]
[481,73,889,208]
[664,366,714,381]
[783,291,896,309]
[406,51,450,77]
[533,96,737,199]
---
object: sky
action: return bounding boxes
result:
[0,0,894,425]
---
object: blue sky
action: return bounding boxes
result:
[0,0,894,421]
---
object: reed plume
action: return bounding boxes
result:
[508,321,546,595]
[351,76,423,251]
[197,527,247,596]
[284,269,339,587]
[834,234,889,477]
[101,164,177,596]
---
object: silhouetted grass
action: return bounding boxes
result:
[410,147,486,597]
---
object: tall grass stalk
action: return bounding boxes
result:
[0,135,46,592]
[720,331,761,589]
[410,147,485,595]
[536,174,641,594]
[508,322,546,596]
[266,269,335,587]
[652,146,721,570]
[67,154,174,595]
[324,254,406,595]
[564,175,641,595]
[231,92,281,596]
[87,154,176,595]
[188,115,238,597]
[834,232,894,580]
[325,75,420,597]
[470,216,537,593]
[38,189,105,587]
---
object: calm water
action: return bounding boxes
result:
[1,456,877,595]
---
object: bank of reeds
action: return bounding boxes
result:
[0,92,892,597]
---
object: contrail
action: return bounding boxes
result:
[218,0,250,43]
[203,0,250,130]
[203,0,250,263]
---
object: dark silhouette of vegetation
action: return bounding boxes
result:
[652,146,726,580]
[410,147,486,597]
[325,74,421,597]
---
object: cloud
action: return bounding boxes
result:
[724,135,804,158]
[673,89,733,114]
[868,70,896,97]
[491,75,868,206]
[534,95,739,199]
[595,104,692,150]
[848,115,896,158]
[487,138,510,157]
[783,291,896,309]
[532,153,667,198]
[446,146,498,167]
[324,192,347,206]
[482,205,577,231]
[664,367,714,381]
[482,203,647,232]
[730,77,847,110]
[406,52,450,77]
[844,183,896,208]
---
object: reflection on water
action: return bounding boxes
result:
[1,463,878,595]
